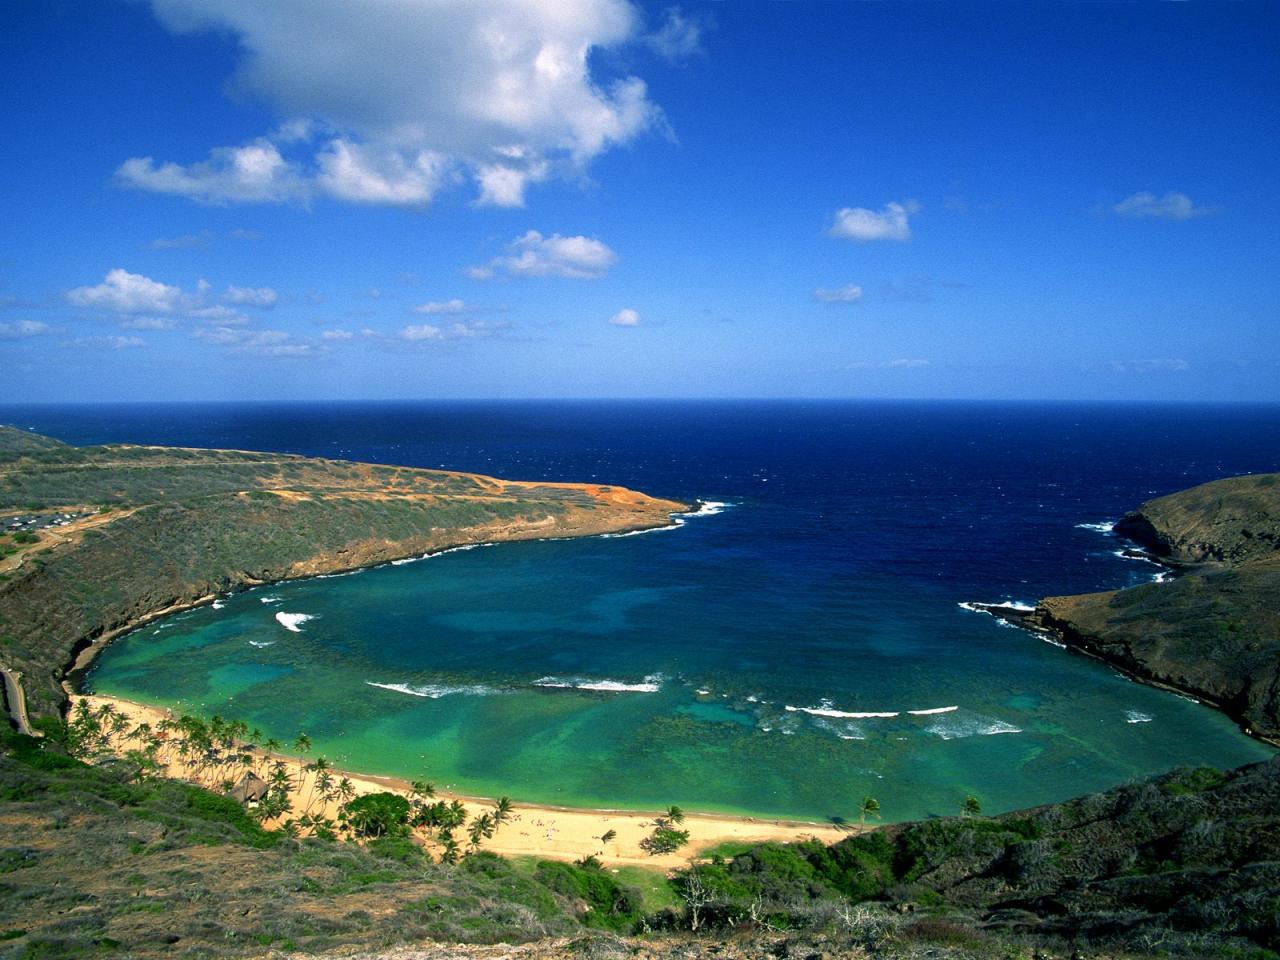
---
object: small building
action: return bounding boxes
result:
[229,772,269,807]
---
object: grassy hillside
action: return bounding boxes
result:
[1114,473,1280,565]
[0,427,683,722]
[4,720,1276,959]
[1032,473,1280,743]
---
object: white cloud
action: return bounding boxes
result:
[67,269,183,314]
[413,298,469,315]
[645,8,703,60]
[321,329,354,340]
[195,326,313,357]
[609,307,640,326]
[118,139,307,205]
[189,304,250,325]
[1112,191,1218,220]
[1111,358,1190,373]
[316,140,448,206]
[468,230,617,280]
[829,201,919,242]
[223,284,279,307]
[399,320,507,342]
[122,0,664,208]
[0,320,50,338]
[813,284,863,303]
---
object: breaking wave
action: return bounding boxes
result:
[365,680,501,699]
[275,612,315,633]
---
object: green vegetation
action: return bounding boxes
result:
[0,427,679,721]
[342,792,411,838]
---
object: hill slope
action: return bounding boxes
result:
[1029,473,1280,742]
[0,429,685,723]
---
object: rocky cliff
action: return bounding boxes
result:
[1031,473,1280,743]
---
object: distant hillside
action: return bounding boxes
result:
[1032,473,1280,742]
[0,429,684,723]
[1115,473,1280,565]
[0,424,71,460]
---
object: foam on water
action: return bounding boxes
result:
[811,717,867,740]
[366,680,500,698]
[211,600,225,610]
[1126,710,1154,724]
[533,674,662,693]
[908,705,959,716]
[275,612,315,633]
[391,543,494,566]
[926,712,1023,740]
[600,500,732,538]
[1076,521,1116,534]
[248,640,275,648]
[259,595,282,604]
[785,700,898,719]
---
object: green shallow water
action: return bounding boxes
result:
[85,530,1275,823]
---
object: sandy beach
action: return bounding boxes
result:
[79,693,846,871]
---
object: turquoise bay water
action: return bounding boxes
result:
[56,401,1278,822]
[87,507,1272,822]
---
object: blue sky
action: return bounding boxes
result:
[2,0,1277,402]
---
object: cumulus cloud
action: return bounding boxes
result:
[468,230,617,280]
[413,298,469,315]
[1111,358,1190,373]
[609,307,640,326]
[829,201,919,242]
[195,326,313,357]
[67,269,183,314]
[223,284,279,307]
[189,304,250,325]
[321,329,354,340]
[813,284,863,303]
[315,140,447,205]
[118,139,307,205]
[1112,191,1219,220]
[0,320,50,338]
[645,8,703,60]
[119,0,665,208]
[65,269,278,330]
[400,320,508,342]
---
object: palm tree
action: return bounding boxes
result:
[292,733,312,754]
[665,804,685,825]
[859,796,881,827]
[493,796,514,827]
[467,813,494,851]
[961,795,982,818]
[438,831,460,865]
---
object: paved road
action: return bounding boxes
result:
[0,663,38,737]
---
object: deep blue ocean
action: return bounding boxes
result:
[7,400,1277,821]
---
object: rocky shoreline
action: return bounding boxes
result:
[966,473,1280,747]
